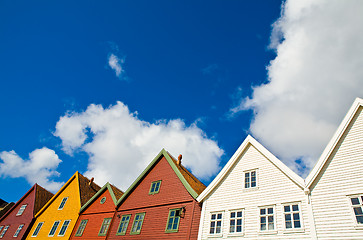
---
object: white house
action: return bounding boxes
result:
[197,135,314,239]
[306,97,363,239]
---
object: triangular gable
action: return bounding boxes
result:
[197,135,305,202]
[33,184,54,216]
[116,149,204,207]
[79,182,123,213]
[77,172,101,207]
[306,97,363,188]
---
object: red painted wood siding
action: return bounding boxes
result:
[107,156,203,240]
[70,189,116,240]
[0,188,35,240]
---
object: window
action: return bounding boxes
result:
[130,213,145,235]
[32,222,44,237]
[209,212,223,235]
[98,218,112,236]
[13,224,24,237]
[116,215,131,235]
[244,170,257,188]
[49,221,60,236]
[100,197,106,204]
[58,197,68,210]
[0,227,2,234]
[16,204,27,216]
[166,209,181,232]
[260,206,275,231]
[350,195,363,224]
[229,210,243,234]
[149,180,161,194]
[75,219,88,236]
[283,204,301,229]
[58,220,70,236]
[0,226,9,238]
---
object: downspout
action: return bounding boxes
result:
[186,200,196,240]
[305,188,318,240]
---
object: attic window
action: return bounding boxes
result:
[100,197,106,204]
[58,197,68,210]
[149,180,161,195]
[16,204,27,216]
[244,170,257,188]
[350,195,363,225]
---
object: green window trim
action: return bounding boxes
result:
[130,213,145,235]
[116,214,131,235]
[75,219,88,237]
[165,208,181,233]
[98,218,112,236]
[149,180,161,195]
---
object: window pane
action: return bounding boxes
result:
[284,205,290,212]
[230,212,235,218]
[211,214,216,220]
[260,217,266,223]
[354,207,363,215]
[236,225,242,232]
[292,205,299,211]
[237,211,242,218]
[293,213,300,220]
[268,208,273,214]
[351,198,360,205]
[268,222,274,230]
[285,214,291,221]
[286,221,292,229]
[356,216,363,224]
[294,220,301,228]
[260,209,265,215]
[217,213,222,219]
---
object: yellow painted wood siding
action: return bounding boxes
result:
[25,175,81,240]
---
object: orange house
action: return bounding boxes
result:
[25,172,100,240]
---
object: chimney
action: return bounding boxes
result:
[177,154,182,166]
[89,177,94,186]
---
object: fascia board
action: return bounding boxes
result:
[305,98,363,188]
[79,183,110,213]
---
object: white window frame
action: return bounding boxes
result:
[282,202,304,232]
[0,226,9,238]
[209,211,223,236]
[58,220,71,236]
[48,220,61,237]
[13,224,24,237]
[258,205,276,234]
[31,222,44,237]
[348,194,363,228]
[58,197,68,210]
[244,169,258,189]
[16,204,27,216]
[228,209,244,236]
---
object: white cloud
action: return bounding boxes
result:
[54,102,223,190]
[0,147,64,192]
[108,53,125,79]
[231,0,363,176]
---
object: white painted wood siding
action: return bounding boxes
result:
[310,107,363,239]
[200,144,311,239]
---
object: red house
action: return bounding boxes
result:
[107,149,206,240]
[0,184,53,239]
[69,182,123,240]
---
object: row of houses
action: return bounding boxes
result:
[1,97,363,239]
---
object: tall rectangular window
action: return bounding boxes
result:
[0,226,9,238]
[130,213,145,235]
[284,204,301,229]
[32,222,44,237]
[165,209,181,232]
[58,197,68,210]
[244,170,257,188]
[209,212,223,235]
[13,224,24,237]
[98,218,112,236]
[48,221,60,236]
[350,195,363,224]
[0,227,3,234]
[117,215,131,235]
[260,206,275,231]
[58,220,70,236]
[149,180,161,194]
[75,219,88,237]
[16,204,27,216]
[229,210,243,233]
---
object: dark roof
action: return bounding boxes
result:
[34,184,54,215]
[0,202,14,218]
[77,172,101,206]
[0,199,7,208]
[110,184,124,201]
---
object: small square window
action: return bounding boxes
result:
[16,204,27,216]
[98,218,112,236]
[58,197,68,210]
[49,221,60,236]
[117,214,131,235]
[149,180,161,195]
[209,212,223,235]
[75,219,88,237]
[165,209,181,232]
[350,195,363,225]
[244,170,257,188]
[32,222,44,237]
[13,224,24,237]
[130,213,145,235]
[58,220,71,236]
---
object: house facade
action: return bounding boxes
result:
[107,149,206,240]
[306,97,363,239]
[0,184,53,240]
[69,182,123,240]
[197,136,314,239]
[25,172,100,240]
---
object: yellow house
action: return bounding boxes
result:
[25,172,100,240]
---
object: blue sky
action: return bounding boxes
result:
[1,0,363,202]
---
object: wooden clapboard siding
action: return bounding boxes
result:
[308,102,363,239]
[197,136,312,239]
